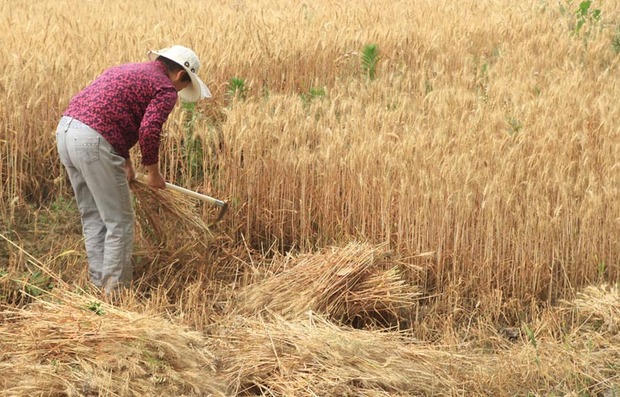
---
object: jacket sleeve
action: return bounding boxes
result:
[138,87,177,165]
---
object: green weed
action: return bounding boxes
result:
[506,115,523,135]
[0,268,53,305]
[180,101,205,181]
[227,76,248,100]
[87,301,105,316]
[560,0,602,39]
[23,270,52,297]
[361,43,379,81]
[574,0,601,35]
[524,324,541,367]
[612,26,620,54]
[301,86,326,106]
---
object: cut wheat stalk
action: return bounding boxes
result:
[134,173,228,225]
[130,178,213,246]
[235,242,422,328]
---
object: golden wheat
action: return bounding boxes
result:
[3,0,620,394]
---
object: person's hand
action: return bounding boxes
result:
[144,163,166,189]
[147,171,166,189]
[124,159,135,182]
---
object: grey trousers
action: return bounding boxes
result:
[56,116,134,291]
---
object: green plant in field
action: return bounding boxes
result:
[87,301,105,316]
[506,115,523,135]
[524,324,541,367]
[474,58,491,103]
[574,0,601,34]
[49,195,72,213]
[23,270,52,297]
[227,76,247,100]
[143,348,166,369]
[300,86,326,106]
[424,79,433,94]
[301,3,315,22]
[560,0,602,37]
[180,101,205,181]
[182,101,197,136]
[612,26,620,54]
[0,268,53,304]
[361,43,379,80]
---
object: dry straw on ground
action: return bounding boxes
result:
[235,242,421,328]
[217,285,620,396]
[566,284,620,336]
[1,242,620,396]
[128,180,235,297]
[214,313,459,396]
[0,287,225,397]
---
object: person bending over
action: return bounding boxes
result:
[56,45,211,292]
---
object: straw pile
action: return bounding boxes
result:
[214,313,459,396]
[567,284,620,335]
[130,179,213,247]
[0,288,225,397]
[2,237,620,395]
[235,242,421,328]
[128,179,235,293]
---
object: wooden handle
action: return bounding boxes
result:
[134,173,226,208]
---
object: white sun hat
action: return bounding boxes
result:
[148,45,211,102]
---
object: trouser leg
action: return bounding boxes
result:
[56,117,134,291]
[57,118,106,285]
[67,164,107,284]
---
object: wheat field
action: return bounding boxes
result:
[2,0,620,395]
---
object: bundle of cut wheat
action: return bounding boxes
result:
[129,180,231,288]
[214,312,458,396]
[0,287,225,397]
[235,242,421,328]
[130,179,213,247]
[563,284,620,336]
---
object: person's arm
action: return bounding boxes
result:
[144,163,165,189]
[139,88,177,189]
[124,156,162,188]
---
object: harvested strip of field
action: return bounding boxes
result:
[2,281,618,396]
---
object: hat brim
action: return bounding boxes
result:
[181,72,211,102]
[148,50,211,102]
